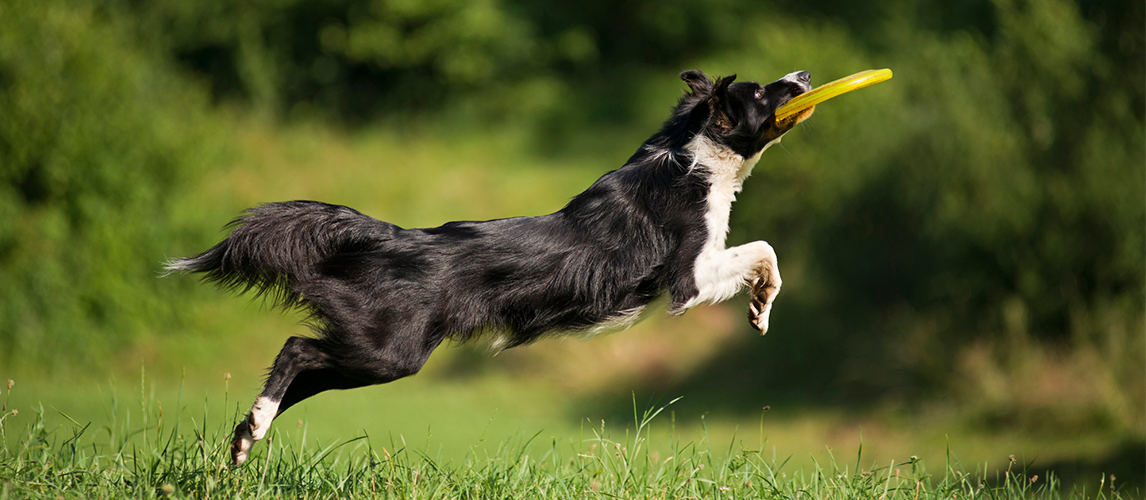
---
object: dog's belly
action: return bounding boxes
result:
[484,293,668,351]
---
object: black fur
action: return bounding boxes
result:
[167,69,812,465]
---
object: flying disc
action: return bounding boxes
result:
[774,68,893,122]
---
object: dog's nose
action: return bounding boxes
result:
[780,70,812,89]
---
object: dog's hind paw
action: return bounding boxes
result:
[746,265,781,335]
[230,420,254,467]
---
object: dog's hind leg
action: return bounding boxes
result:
[231,331,445,466]
[232,336,336,466]
[275,368,367,415]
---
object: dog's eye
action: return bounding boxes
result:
[754,90,763,99]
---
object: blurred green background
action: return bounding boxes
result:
[1,0,1142,491]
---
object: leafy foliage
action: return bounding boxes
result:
[0,0,225,369]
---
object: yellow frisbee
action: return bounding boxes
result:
[774,68,893,122]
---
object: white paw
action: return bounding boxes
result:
[231,421,254,466]
[231,397,279,466]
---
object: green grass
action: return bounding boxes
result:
[0,383,1135,500]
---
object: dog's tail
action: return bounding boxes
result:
[164,201,397,308]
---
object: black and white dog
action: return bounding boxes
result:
[167,69,814,465]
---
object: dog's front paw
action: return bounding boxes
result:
[746,265,781,335]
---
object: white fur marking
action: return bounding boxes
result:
[680,135,780,311]
[584,305,647,338]
[486,302,654,353]
[249,396,279,442]
[159,257,193,276]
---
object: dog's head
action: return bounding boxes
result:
[677,69,813,159]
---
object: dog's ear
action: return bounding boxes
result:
[680,70,713,96]
[713,74,736,96]
[710,74,738,133]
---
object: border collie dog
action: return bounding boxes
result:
[167,69,813,465]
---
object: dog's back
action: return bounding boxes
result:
[171,155,709,350]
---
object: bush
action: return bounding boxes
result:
[0,0,225,371]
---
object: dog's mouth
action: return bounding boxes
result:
[775,69,893,127]
[772,72,815,130]
[778,102,816,127]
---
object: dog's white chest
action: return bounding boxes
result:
[681,135,774,308]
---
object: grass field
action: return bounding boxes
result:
[2,356,1140,499]
[1,379,1135,500]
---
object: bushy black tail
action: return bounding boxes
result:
[164,201,397,308]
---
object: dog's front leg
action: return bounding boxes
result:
[690,240,781,334]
